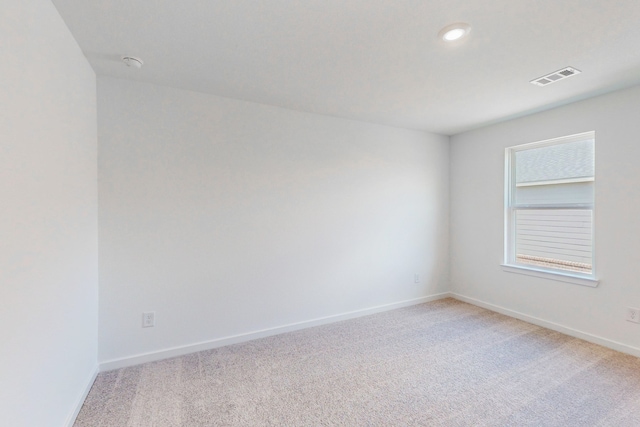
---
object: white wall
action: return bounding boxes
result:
[450,85,640,353]
[97,77,449,364]
[0,0,98,426]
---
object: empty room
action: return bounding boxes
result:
[3,0,640,426]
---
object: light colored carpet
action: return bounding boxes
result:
[75,298,640,426]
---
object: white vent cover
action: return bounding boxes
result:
[530,67,581,87]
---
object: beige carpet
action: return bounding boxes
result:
[74,298,640,426]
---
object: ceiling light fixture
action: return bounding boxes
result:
[122,56,144,69]
[438,23,471,42]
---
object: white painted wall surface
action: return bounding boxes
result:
[97,77,449,363]
[0,0,98,426]
[450,85,640,352]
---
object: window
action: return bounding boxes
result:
[503,132,597,286]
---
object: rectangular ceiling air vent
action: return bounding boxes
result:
[530,67,581,87]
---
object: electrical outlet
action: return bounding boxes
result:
[142,312,155,328]
[626,307,640,324]
[414,274,420,283]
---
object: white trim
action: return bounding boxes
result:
[501,264,599,287]
[64,366,98,427]
[450,293,640,358]
[99,293,451,371]
[516,176,594,187]
[510,130,594,151]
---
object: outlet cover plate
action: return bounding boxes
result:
[626,307,640,324]
[143,312,155,328]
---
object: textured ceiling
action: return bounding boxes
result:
[52,0,640,135]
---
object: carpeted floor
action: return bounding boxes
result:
[74,298,640,426]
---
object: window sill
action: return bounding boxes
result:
[501,264,599,288]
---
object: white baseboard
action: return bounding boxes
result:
[450,292,640,358]
[99,292,452,371]
[65,365,98,427]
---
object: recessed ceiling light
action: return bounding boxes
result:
[438,23,471,42]
[122,56,144,69]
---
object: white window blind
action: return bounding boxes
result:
[505,132,595,277]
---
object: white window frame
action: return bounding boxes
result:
[502,131,599,287]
